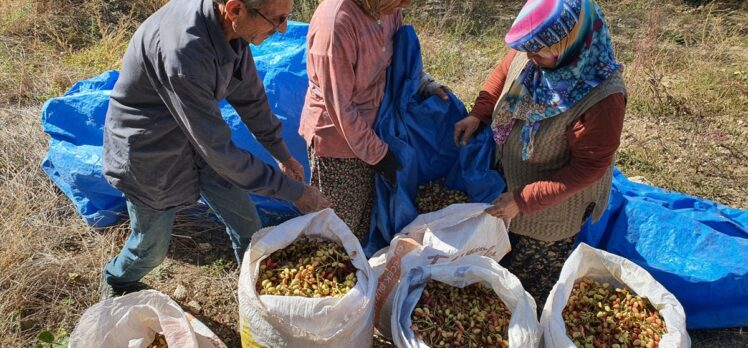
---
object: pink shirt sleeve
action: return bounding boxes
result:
[307,25,388,165]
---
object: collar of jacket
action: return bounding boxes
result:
[204,0,247,66]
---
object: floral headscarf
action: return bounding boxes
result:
[492,0,621,160]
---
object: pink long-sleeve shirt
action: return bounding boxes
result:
[299,0,402,165]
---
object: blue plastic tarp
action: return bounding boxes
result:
[41,70,126,227]
[366,25,505,256]
[40,21,748,329]
[578,169,748,329]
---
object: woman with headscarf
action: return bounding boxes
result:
[300,0,449,241]
[453,0,627,305]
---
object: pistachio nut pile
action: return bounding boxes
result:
[415,180,469,214]
[147,333,168,348]
[256,237,357,298]
[411,281,511,348]
[563,277,667,348]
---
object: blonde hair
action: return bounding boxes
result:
[354,0,400,18]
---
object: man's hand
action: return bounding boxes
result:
[485,192,520,227]
[453,115,482,147]
[279,157,305,183]
[293,185,331,214]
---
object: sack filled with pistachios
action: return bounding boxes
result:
[391,255,540,347]
[370,203,511,339]
[238,209,377,348]
[70,290,225,348]
[541,243,690,348]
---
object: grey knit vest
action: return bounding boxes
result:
[494,53,627,242]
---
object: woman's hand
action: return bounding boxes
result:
[431,85,450,100]
[453,115,482,146]
[418,71,450,101]
[371,150,402,186]
[485,192,520,227]
[420,81,450,101]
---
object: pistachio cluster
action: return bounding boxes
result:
[415,180,470,214]
[256,237,357,298]
[148,333,168,348]
[563,277,667,348]
[411,281,511,348]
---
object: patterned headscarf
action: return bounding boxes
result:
[491,0,621,160]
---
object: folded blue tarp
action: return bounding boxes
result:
[366,25,505,256]
[41,21,748,329]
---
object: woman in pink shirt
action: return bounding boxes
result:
[300,0,447,240]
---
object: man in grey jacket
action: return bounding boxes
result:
[101,0,328,298]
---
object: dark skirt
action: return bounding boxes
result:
[500,232,578,313]
[308,146,376,242]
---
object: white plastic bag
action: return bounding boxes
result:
[371,203,511,339]
[238,208,377,347]
[70,290,225,348]
[398,203,511,264]
[391,255,540,347]
[541,243,691,348]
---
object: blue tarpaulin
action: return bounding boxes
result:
[578,169,748,329]
[41,21,747,329]
[366,25,505,256]
[41,70,125,227]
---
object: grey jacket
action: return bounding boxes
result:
[103,0,304,210]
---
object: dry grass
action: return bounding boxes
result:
[0,105,243,346]
[0,106,118,346]
[0,0,746,347]
[613,1,748,208]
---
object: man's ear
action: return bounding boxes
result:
[225,0,246,22]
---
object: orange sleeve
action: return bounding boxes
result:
[468,50,518,124]
[514,93,626,214]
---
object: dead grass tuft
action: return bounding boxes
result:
[0,106,115,346]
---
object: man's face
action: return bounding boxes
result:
[380,0,412,16]
[227,0,293,45]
